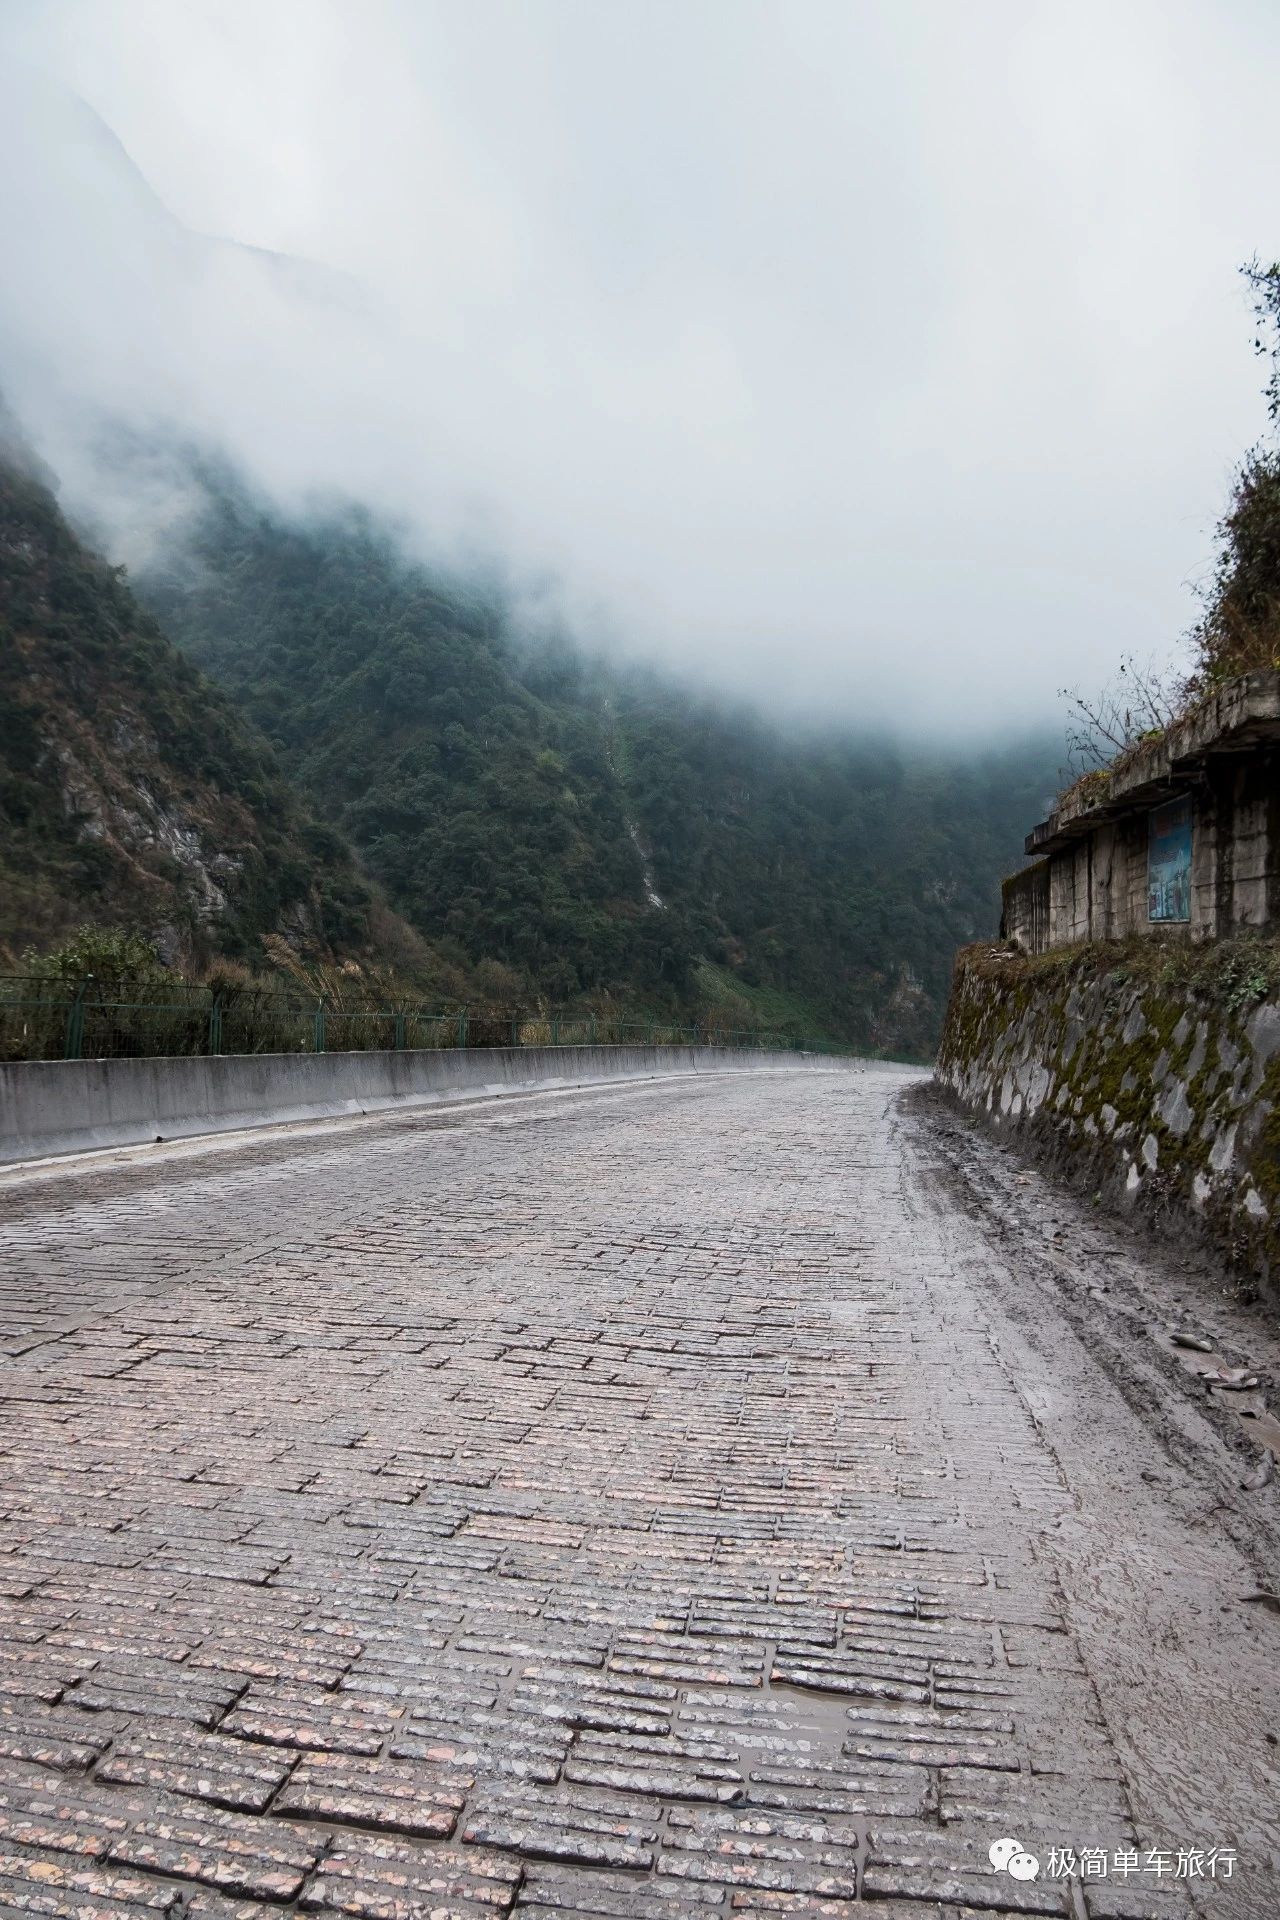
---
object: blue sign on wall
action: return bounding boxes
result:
[1148,795,1192,923]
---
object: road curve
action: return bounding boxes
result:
[0,1065,1275,1918]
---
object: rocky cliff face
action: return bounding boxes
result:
[0,447,381,967]
[938,941,1280,1296]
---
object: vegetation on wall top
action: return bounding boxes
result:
[1057,260,1280,807]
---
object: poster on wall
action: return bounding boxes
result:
[1148,795,1192,922]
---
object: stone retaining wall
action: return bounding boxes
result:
[937,944,1280,1291]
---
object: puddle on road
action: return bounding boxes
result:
[756,1674,862,1746]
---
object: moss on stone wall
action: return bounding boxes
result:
[937,935,1280,1294]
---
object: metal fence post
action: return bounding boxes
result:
[458,1007,468,1049]
[588,1014,596,1046]
[511,1011,519,1048]
[551,1015,560,1046]
[394,1011,405,1051]
[64,979,88,1060]
[208,993,223,1056]
[314,1000,326,1053]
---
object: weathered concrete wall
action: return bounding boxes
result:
[1006,787,1236,953]
[0,1044,851,1166]
[937,945,1280,1291]
[1226,755,1280,928]
[1006,673,1280,955]
[1001,859,1049,952]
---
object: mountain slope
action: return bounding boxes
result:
[140,483,690,1002]
[138,468,1057,1051]
[0,445,389,968]
[606,681,1056,1056]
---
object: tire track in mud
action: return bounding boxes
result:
[899,1080,1280,1915]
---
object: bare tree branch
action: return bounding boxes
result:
[1059,655,1186,781]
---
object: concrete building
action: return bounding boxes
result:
[1002,670,1280,953]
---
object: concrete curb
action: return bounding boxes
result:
[0,1045,853,1165]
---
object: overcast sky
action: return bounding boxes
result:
[1,0,1278,731]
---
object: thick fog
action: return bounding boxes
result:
[1,0,1278,730]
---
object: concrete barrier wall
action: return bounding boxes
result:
[0,1045,848,1165]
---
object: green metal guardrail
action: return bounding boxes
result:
[0,976,841,1064]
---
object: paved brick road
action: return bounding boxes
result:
[0,1067,1249,1918]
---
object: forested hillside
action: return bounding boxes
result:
[604,682,1055,1056]
[139,469,1056,1054]
[0,442,399,970]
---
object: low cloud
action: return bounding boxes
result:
[1,0,1278,730]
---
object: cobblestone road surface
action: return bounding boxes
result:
[0,1068,1274,1919]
